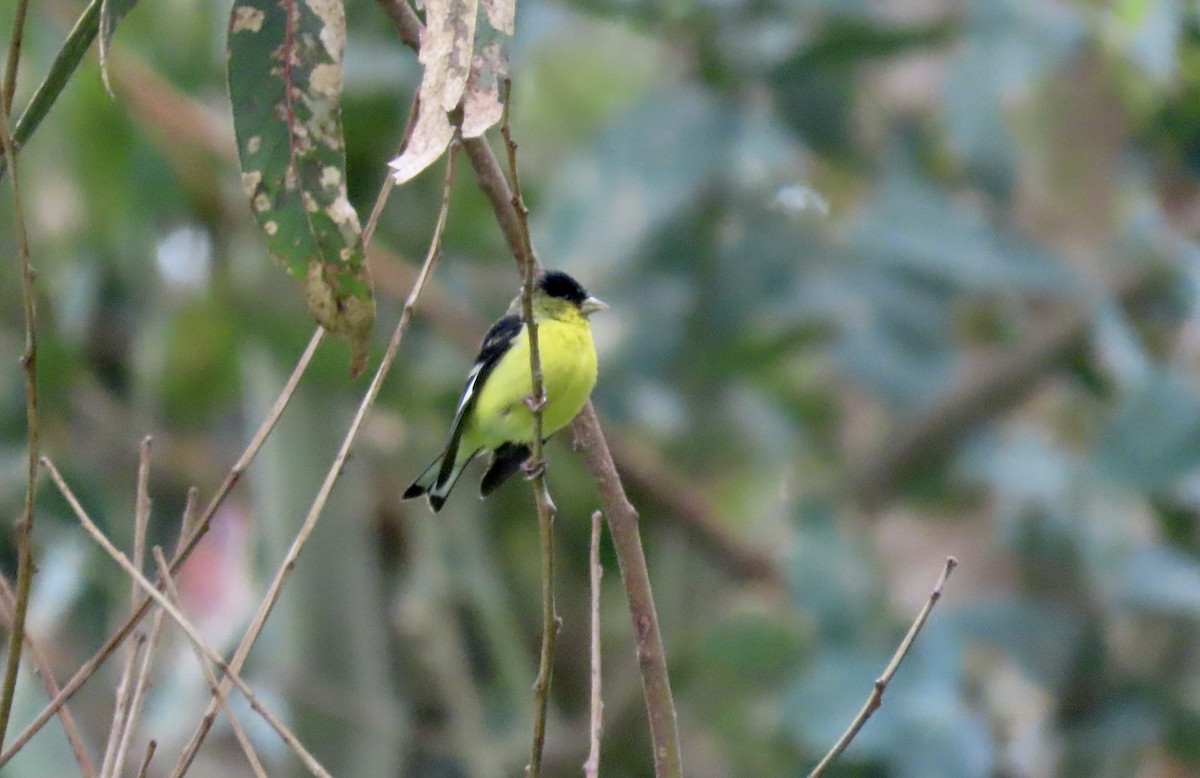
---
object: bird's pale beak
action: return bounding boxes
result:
[580,296,609,316]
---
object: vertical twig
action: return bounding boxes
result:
[3,0,31,113]
[99,636,145,778]
[0,328,324,767]
[41,458,333,778]
[170,139,462,775]
[0,21,38,749]
[500,80,560,778]
[0,576,95,778]
[806,557,958,778]
[101,437,154,778]
[111,488,199,778]
[584,511,604,778]
[151,547,269,778]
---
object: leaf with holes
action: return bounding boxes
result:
[227,0,374,377]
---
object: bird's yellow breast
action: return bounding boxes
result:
[465,312,598,451]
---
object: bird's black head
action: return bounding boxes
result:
[538,270,590,306]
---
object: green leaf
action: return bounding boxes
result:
[228,0,374,377]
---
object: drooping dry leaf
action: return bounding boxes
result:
[390,0,511,181]
[461,40,507,139]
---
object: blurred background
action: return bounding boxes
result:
[3,0,1200,775]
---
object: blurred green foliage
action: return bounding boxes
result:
[5,0,1200,776]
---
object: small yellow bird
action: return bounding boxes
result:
[404,270,607,511]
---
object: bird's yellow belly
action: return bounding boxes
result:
[466,316,598,451]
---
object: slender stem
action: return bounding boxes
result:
[42,458,333,778]
[136,741,156,778]
[0,576,95,778]
[0,38,38,753]
[584,511,604,778]
[170,140,461,775]
[0,328,324,767]
[100,437,154,778]
[806,557,958,778]
[3,0,32,114]
[499,80,559,778]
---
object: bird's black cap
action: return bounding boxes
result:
[538,270,589,305]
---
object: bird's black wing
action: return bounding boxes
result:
[434,313,524,489]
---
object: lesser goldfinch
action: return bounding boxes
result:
[404,270,607,511]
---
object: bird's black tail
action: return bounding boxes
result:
[403,451,477,512]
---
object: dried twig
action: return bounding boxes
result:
[100,437,154,778]
[112,488,199,778]
[172,139,462,772]
[1,328,323,767]
[137,741,156,778]
[807,557,958,778]
[584,511,604,778]
[0,576,95,778]
[0,36,38,751]
[99,635,145,778]
[41,458,333,778]
[498,80,560,778]
[152,547,269,778]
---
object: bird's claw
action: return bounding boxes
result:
[522,457,547,480]
[524,392,547,413]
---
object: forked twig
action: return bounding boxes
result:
[41,457,333,778]
[0,328,323,767]
[170,138,462,774]
[807,557,958,778]
[584,511,604,778]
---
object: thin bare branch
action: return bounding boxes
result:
[112,488,199,778]
[137,741,156,778]
[152,547,269,778]
[0,328,323,767]
[498,80,559,778]
[584,511,603,778]
[807,557,958,778]
[0,39,38,752]
[0,576,95,777]
[41,457,333,778]
[363,92,420,249]
[101,437,155,778]
[172,139,462,772]
[99,634,145,778]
